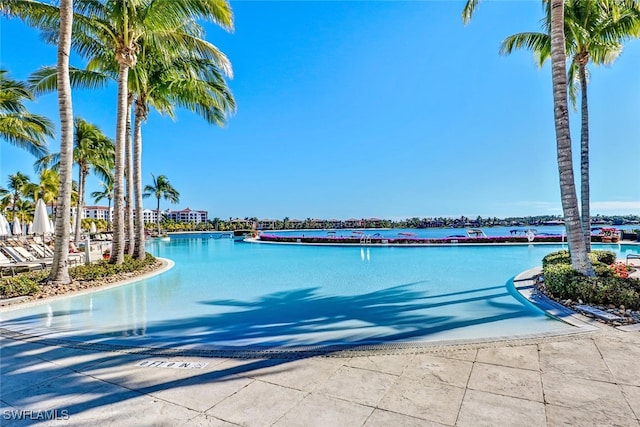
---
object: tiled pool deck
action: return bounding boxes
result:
[1,261,639,426]
[1,322,639,426]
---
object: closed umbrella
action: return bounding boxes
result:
[27,222,33,235]
[32,199,53,252]
[12,217,22,235]
[0,213,10,236]
[32,199,53,235]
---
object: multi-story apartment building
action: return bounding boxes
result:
[66,206,208,224]
[164,208,208,224]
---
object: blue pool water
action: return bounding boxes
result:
[1,239,638,350]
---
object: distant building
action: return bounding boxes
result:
[165,207,208,224]
[83,205,112,221]
[343,218,363,228]
[257,219,278,230]
[64,206,208,224]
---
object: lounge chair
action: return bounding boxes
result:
[0,248,45,274]
[2,245,51,269]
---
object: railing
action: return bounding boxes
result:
[626,253,640,265]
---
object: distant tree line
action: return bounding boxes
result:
[156,214,640,232]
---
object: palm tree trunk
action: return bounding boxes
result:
[110,62,129,264]
[49,0,73,284]
[550,0,594,276]
[108,198,112,231]
[74,168,86,245]
[579,61,591,252]
[156,198,161,236]
[133,103,146,260]
[125,93,135,256]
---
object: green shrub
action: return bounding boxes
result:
[590,250,616,265]
[542,249,640,309]
[70,254,156,281]
[0,271,47,298]
[565,276,640,309]
[543,263,582,299]
[1,254,158,299]
[592,262,613,277]
[542,250,571,267]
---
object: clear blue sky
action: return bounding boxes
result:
[1,1,639,220]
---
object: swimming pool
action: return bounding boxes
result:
[1,239,638,351]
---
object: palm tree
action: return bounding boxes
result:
[143,174,180,236]
[91,180,114,231]
[48,0,75,284]
[4,0,76,282]
[35,118,115,244]
[500,0,640,252]
[0,69,53,157]
[6,172,31,221]
[72,0,233,264]
[548,0,594,275]
[25,168,59,218]
[130,41,235,259]
[6,0,234,264]
[462,0,594,275]
[0,186,9,211]
[70,118,114,244]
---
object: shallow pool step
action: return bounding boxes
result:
[574,304,623,321]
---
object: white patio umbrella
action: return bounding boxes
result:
[32,199,53,235]
[0,213,10,236]
[32,199,53,252]
[12,216,22,235]
[90,222,97,234]
[27,222,33,235]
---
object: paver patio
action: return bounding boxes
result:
[1,322,639,426]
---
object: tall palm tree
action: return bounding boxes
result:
[125,92,135,256]
[3,0,76,282]
[91,180,114,231]
[74,0,232,264]
[143,174,179,236]
[130,42,235,259]
[462,0,594,275]
[0,69,53,157]
[6,0,234,264]
[49,0,75,284]
[548,0,594,275]
[500,0,640,252]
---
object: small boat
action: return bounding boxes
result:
[233,229,255,241]
[397,232,416,237]
[466,229,487,238]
